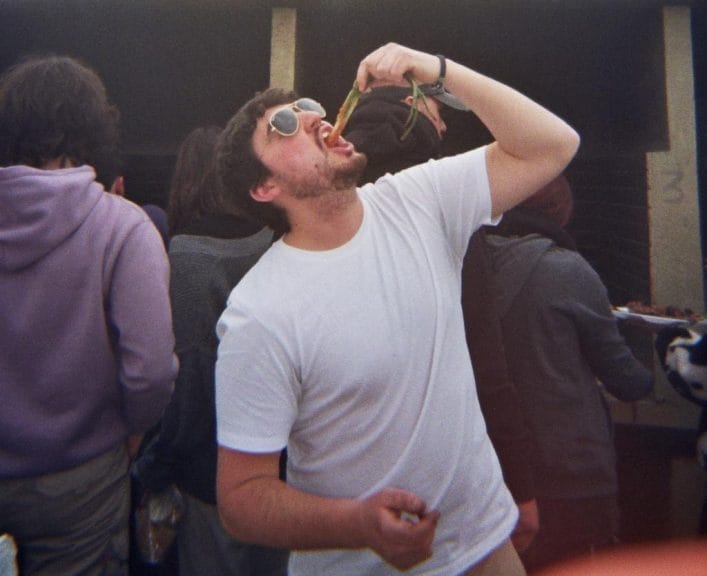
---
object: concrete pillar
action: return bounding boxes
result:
[270,8,297,91]
[646,6,702,312]
[641,5,702,429]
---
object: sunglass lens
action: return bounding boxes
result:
[271,108,298,136]
[295,98,326,117]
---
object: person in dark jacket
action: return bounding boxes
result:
[484,175,654,572]
[0,54,177,575]
[655,325,707,534]
[132,126,288,575]
[343,83,539,553]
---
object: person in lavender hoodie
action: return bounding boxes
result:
[0,55,178,575]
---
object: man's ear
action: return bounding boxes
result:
[403,95,415,107]
[250,178,280,204]
[109,176,125,196]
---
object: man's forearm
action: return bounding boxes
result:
[216,447,438,569]
[443,59,578,168]
[218,474,365,550]
[443,59,579,215]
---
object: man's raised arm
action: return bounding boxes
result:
[356,43,580,217]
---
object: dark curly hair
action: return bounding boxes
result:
[216,87,296,235]
[167,125,224,235]
[0,54,120,181]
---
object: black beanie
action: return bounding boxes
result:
[343,86,442,184]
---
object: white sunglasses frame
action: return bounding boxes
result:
[267,98,327,137]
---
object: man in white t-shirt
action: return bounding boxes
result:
[213,43,579,576]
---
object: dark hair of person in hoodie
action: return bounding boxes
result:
[0,54,120,179]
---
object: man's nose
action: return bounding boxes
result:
[300,110,324,132]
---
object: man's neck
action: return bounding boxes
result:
[282,189,363,251]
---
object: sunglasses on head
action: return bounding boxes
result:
[268,98,327,137]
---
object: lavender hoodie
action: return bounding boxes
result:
[0,165,177,478]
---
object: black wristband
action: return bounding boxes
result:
[434,54,446,87]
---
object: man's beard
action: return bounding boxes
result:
[290,151,367,200]
[332,151,367,190]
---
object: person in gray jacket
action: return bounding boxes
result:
[133,126,287,576]
[0,55,177,575]
[484,175,654,572]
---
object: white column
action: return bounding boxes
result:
[641,6,701,428]
[270,7,297,90]
[646,6,702,312]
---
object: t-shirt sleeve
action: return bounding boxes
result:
[362,146,494,260]
[215,301,298,453]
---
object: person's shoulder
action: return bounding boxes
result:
[543,246,599,279]
[376,146,487,184]
[172,227,271,256]
[535,246,597,284]
[98,191,151,225]
[225,244,279,296]
[171,232,272,294]
[488,232,554,262]
[535,247,611,310]
[225,243,302,318]
[429,146,488,173]
[92,194,170,256]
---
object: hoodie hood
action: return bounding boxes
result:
[485,233,556,316]
[0,164,103,271]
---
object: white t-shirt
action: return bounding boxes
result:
[215,147,517,575]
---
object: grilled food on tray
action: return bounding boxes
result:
[625,300,703,322]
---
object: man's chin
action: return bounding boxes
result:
[334,152,367,189]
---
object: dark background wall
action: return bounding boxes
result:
[0,1,273,205]
[0,2,273,152]
[298,1,669,159]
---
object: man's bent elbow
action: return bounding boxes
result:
[217,499,252,542]
[555,126,581,172]
[216,476,250,542]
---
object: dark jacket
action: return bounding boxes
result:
[133,214,272,503]
[486,213,653,499]
[462,229,536,501]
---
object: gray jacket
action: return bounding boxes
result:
[485,232,653,500]
[134,221,273,504]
